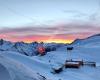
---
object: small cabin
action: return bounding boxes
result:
[65,59,83,68]
[65,61,81,68]
[83,61,96,67]
[67,47,74,51]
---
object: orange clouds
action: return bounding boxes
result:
[0,22,100,43]
[0,33,94,43]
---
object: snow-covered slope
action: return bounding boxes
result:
[71,34,100,46]
[35,45,100,80]
[0,51,51,80]
[0,63,11,80]
[0,43,100,80]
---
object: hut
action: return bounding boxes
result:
[65,61,81,68]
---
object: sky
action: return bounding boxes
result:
[0,0,100,43]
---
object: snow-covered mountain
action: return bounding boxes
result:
[0,40,38,56]
[0,39,14,51]
[71,34,100,46]
[0,39,62,56]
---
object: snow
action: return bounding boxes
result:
[1,43,100,80]
[0,34,100,80]
[0,63,11,80]
[0,52,51,80]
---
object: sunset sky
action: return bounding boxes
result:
[0,0,100,43]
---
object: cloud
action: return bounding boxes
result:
[0,22,100,43]
[0,22,100,35]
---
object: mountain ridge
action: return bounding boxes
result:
[71,33,100,45]
[0,39,62,56]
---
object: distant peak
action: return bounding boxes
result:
[0,39,4,45]
[0,39,4,41]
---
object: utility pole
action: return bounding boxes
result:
[67,47,73,61]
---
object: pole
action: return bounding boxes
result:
[67,47,73,61]
[67,50,71,61]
